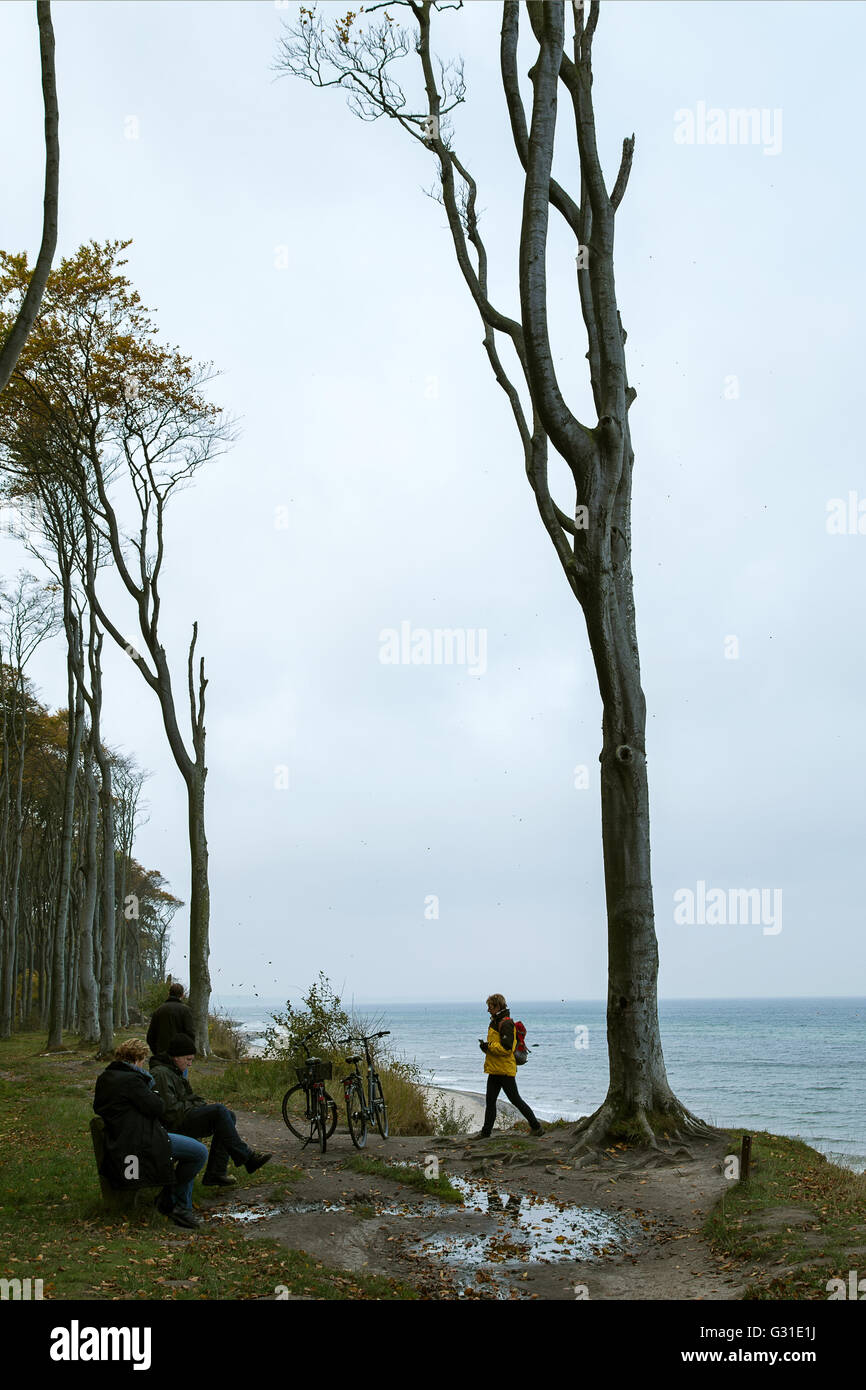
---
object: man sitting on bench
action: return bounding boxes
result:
[148,1034,271,1187]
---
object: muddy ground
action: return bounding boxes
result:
[201,1108,749,1300]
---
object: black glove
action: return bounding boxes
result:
[479,1041,489,1053]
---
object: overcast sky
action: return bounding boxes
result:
[2,0,863,1004]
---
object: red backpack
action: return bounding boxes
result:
[500,1014,529,1065]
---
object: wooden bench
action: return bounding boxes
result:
[89,1116,162,1212]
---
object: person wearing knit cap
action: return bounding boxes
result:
[148,1034,271,1186]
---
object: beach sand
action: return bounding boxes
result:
[420,1084,518,1131]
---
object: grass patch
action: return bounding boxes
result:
[343,1154,464,1204]
[704,1129,866,1299]
[0,1030,420,1300]
[206,1011,249,1061]
[245,1163,305,1199]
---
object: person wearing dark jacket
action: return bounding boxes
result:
[472,993,543,1140]
[93,1038,208,1229]
[146,982,196,1057]
[148,1034,271,1186]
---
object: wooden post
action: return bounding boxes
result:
[740,1133,752,1182]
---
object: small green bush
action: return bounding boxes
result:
[137,978,171,1020]
[263,972,351,1058]
[223,973,439,1136]
[208,1010,249,1060]
[427,1094,473,1136]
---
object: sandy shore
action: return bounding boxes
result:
[420,1083,518,1130]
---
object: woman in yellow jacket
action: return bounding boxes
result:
[474,993,542,1139]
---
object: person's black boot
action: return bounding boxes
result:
[244,1151,272,1174]
[169,1206,202,1229]
[202,1171,238,1187]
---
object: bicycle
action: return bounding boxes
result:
[280,1031,339,1153]
[339,1030,390,1149]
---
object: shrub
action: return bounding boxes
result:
[263,972,351,1058]
[427,1094,473,1136]
[208,1010,249,1060]
[137,979,170,1021]
[224,973,438,1136]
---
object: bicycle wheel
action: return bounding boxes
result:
[371,1075,389,1138]
[317,1092,330,1153]
[281,1084,313,1141]
[346,1081,367,1149]
[323,1090,339,1139]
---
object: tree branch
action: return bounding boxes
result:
[0,1,59,395]
[500,2,582,240]
[519,2,594,476]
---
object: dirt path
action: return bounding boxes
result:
[204,1108,748,1301]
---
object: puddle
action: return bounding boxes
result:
[416,1179,641,1263]
[208,1162,644,1300]
[210,1199,346,1223]
[401,1169,643,1292]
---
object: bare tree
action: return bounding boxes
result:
[112,751,149,1025]
[278,0,711,1147]
[0,1,59,394]
[0,571,57,1037]
[0,241,236,1054]
[75,732,100,1046]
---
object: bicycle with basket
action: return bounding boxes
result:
[280,1029,339,1153]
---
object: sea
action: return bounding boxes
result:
[211,996,866,1173]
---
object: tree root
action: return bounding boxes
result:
[568,1095,719,1156]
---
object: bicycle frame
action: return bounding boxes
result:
[288,1030,335,1149]
[339,1030,389,1123]
[359,1035,380,1115]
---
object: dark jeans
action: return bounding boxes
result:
[482,1074,539,1135]
[177,1104,252,1176]
[166,1132,208,1209]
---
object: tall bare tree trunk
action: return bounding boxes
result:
[277,0,714,1146]
[0,696,26,1039]
[47,636,84,1050]
[94,740,115,1057]
[83,626,116,1059]
[187,767,211,1050]
[0,1,59,394]
[76,738,99,1045]
[83,469,215,1054]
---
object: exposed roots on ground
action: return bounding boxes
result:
[568,1095,719,1157]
